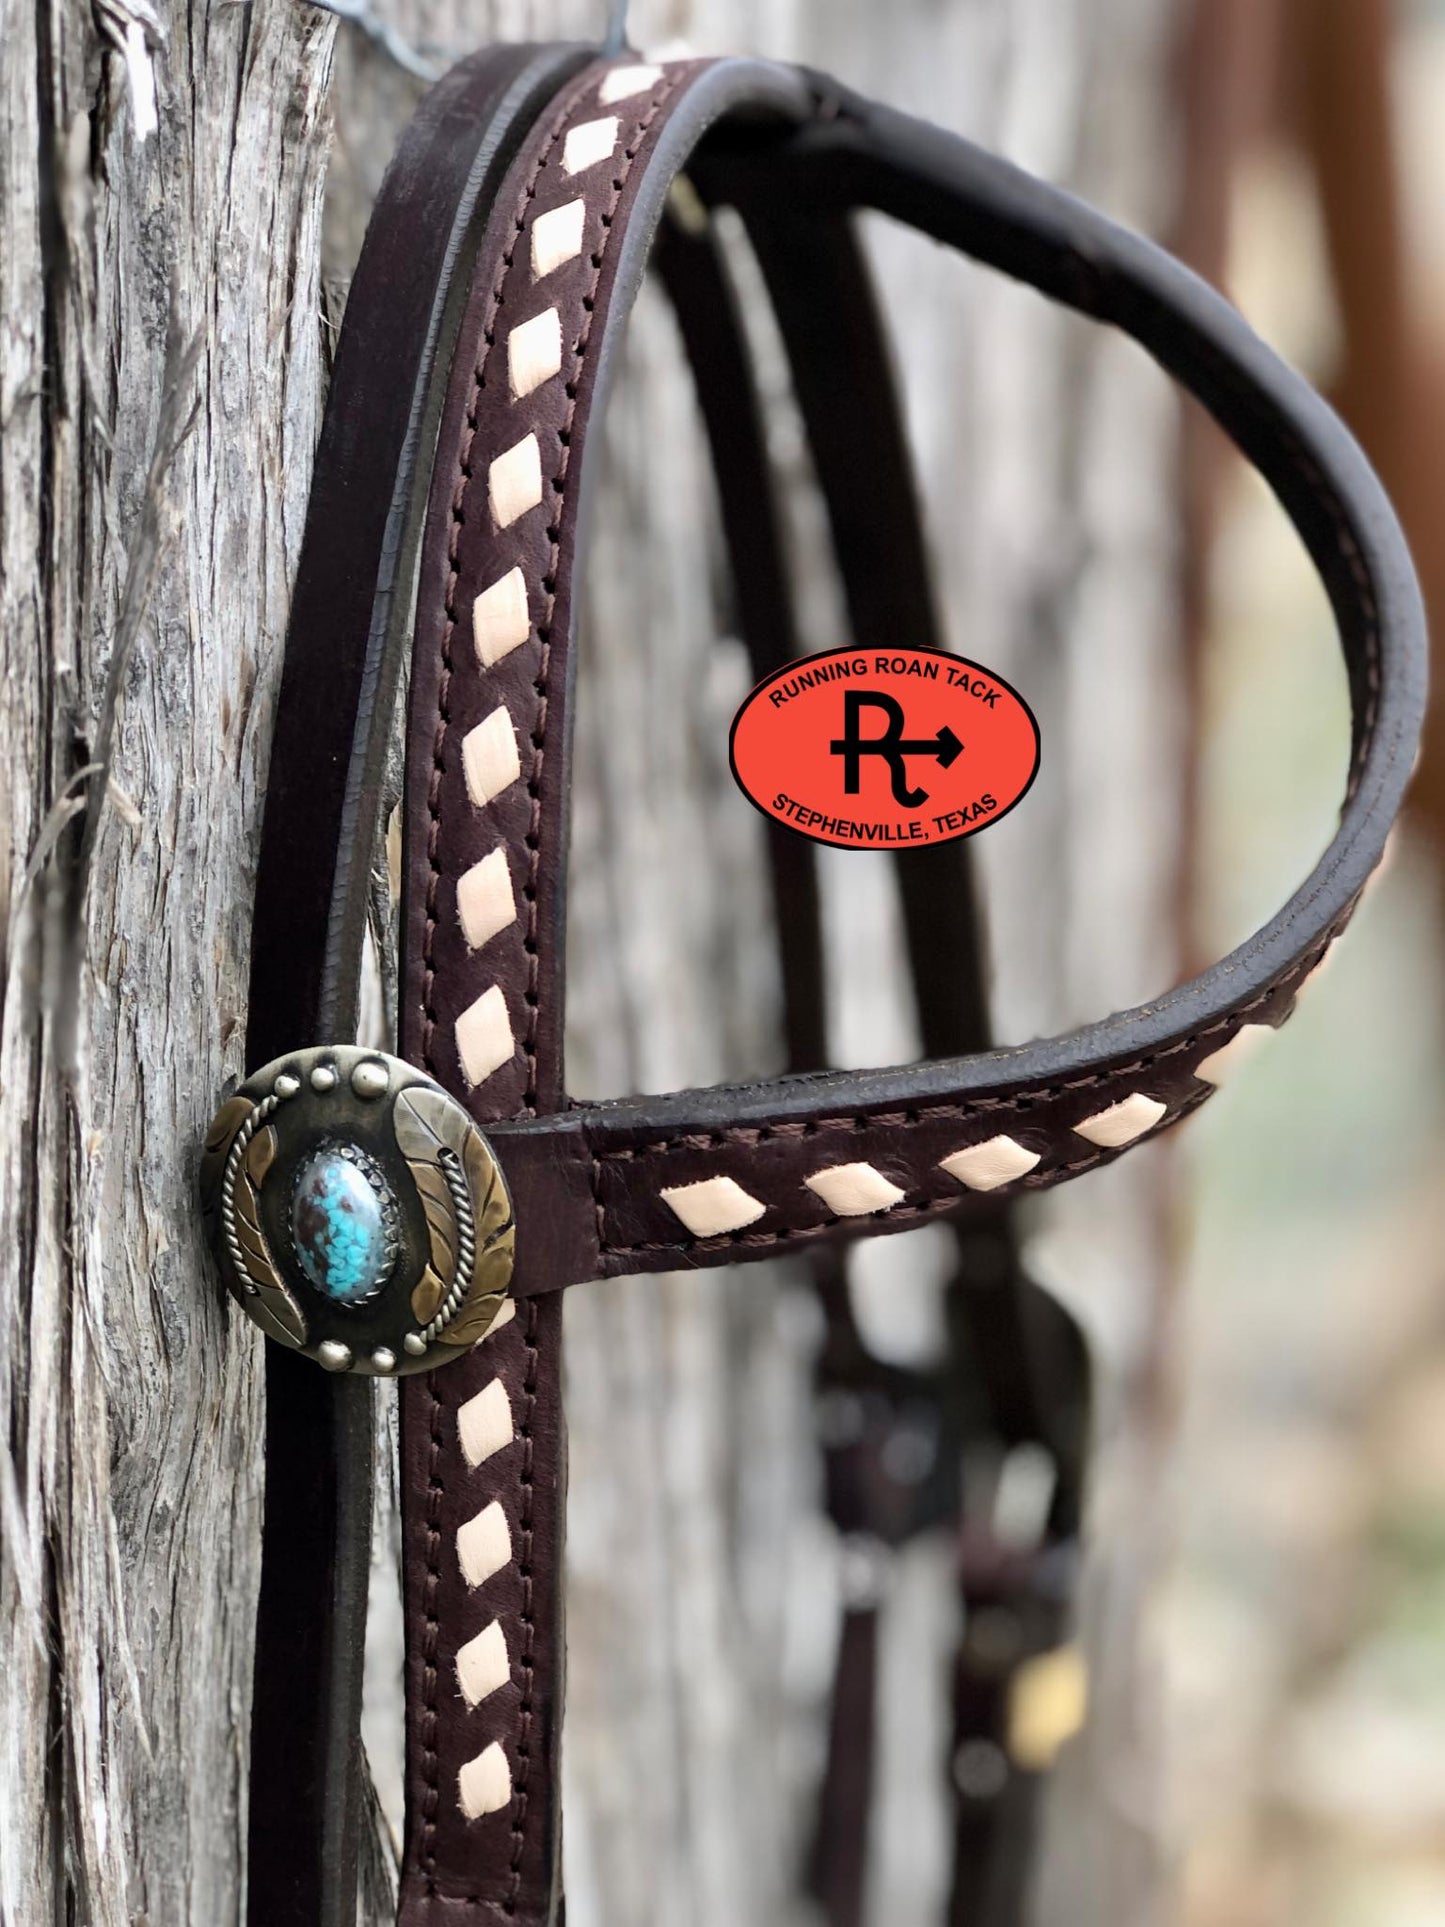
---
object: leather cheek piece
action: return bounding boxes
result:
[241,43,600,1927]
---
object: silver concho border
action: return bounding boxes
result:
[199,1046,514,1376]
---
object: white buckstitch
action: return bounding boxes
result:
[939,1136,1041,1192]
[461,707,521,809]
[456,850,516,952]
[458,1741,512,1818]
[458,1379,514,1467]
[456,1620,511,1709]
[457,1499,512,1589]
[1072,1093,1166,1148]
[562,115,619,177]
[507,309,562,401]
[660,1176,766,1237]
[804,1162,905,1217]
[456,986,513,1089]
[531,198,585,279]
[598,63,662,104]
[488,433,542,528]
[472,566,530,667]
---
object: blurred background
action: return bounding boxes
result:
[1166,5,1445,1924]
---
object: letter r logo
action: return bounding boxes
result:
[829,691,962,808]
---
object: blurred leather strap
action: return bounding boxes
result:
[655,196,1088,1927]
[241,39,1424,1927]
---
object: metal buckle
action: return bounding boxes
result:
[199,1046,514,1375]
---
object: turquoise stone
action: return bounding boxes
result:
[291,1148,393,1304]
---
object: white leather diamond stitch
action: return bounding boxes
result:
[488,433,542,529]
[456,850,516,952]
[1072,1092,1166,1148]
[531,198,585,279]
[804,1162,905,1217]
[457,1379,514,1468]
[1194,1022,1275,1087]
[461,708,521,810]
[472,567,530,667]
[458,1742,511,1818]
[562,116,619,177]
[598,63,662,104]
[507,308,562,400]
[455,985,513,1088]
[660,1176,766,1237]
[456,1621,510,1709]
[939,1136,1041,1192]
[456,1500,511,1588]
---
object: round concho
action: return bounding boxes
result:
[199,1047,514,1375]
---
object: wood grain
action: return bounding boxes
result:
[0,3,333,1921]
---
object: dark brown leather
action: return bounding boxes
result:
[243,43,592,1927]
[394,58,822,1923]
[396,1298,565,1923]
[491,929,1325,1293]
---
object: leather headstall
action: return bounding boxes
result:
[200,39,1426,1927]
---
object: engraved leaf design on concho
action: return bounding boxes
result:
[200,1095,249,1217]
[392,1086,513,1346]
[441,1126,515,1346]
[202,1094,308,1347]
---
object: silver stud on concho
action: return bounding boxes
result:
[199,1045,514,1377]
[351,1059,389,1100]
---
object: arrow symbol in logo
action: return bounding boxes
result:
[830,694,964,808]
[904,723,962,769]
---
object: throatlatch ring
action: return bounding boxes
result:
[199,1046,514,1375]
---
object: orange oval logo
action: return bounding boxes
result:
[729,647,1040,850]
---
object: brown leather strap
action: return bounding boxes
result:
[395,56,817,1923]
[243,43,591,1927]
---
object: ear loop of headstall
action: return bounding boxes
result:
[656,173,1092,1927]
